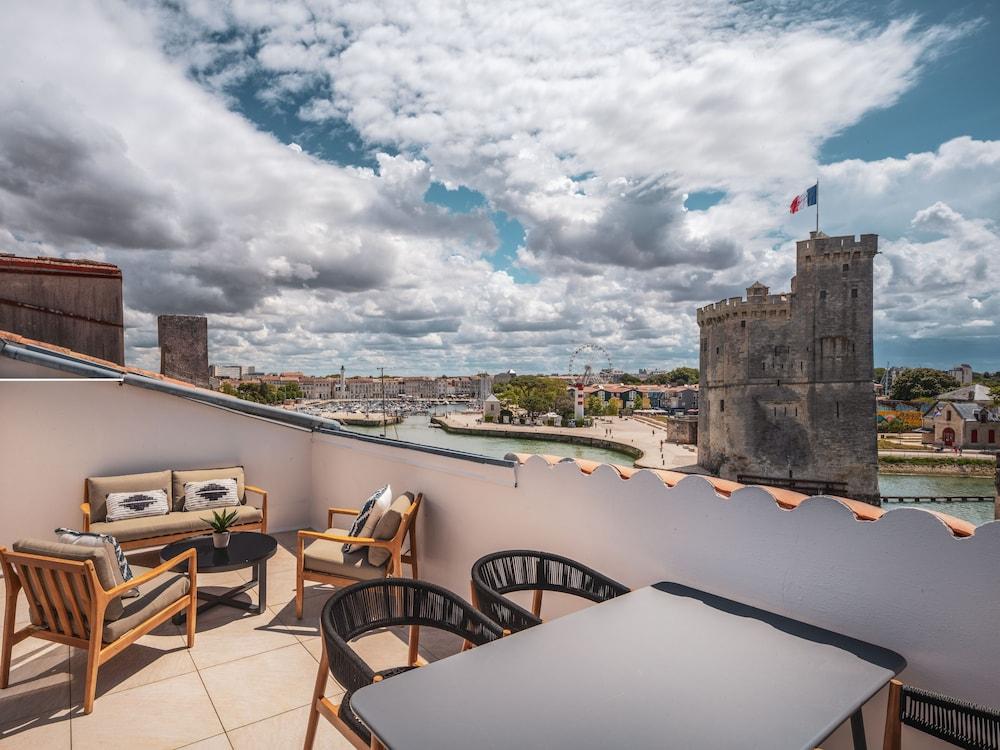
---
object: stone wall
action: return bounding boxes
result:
[697,234,879,503]
[0,255,124,364]
[158,314,209,388]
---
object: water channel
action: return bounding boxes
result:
[344,411,995,526]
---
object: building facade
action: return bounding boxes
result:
[697,232,880,504]
[947,363,974,386]
[0,254,125,364]
[925,401,1000,449]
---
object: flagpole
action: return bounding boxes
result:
[815,177,819,234]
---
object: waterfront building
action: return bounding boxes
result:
[948,363,974,386]
[924,401,1000,449]
[483,393,501,420]
[697,232,879,503]
[209,364,256,379]
[300,376,334,400]
[403,377,437,399]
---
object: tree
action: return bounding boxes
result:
[493,376,566,418]
[619,373,642,384]
[888,368,960,401]
[873,367,886,382]
[585,395,605,416]
[606,397,623,416]
[648,367,699,385]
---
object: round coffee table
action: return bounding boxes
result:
[160,532,278,621]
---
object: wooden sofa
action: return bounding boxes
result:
[81,466,267,551]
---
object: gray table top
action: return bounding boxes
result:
[352,582,905,750]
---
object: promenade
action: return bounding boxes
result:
[435,412,698,470]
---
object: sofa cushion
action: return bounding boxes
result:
[102,566,190,643]
[344,484,392,554]
[367,493,414,567]
[13,538,126,620]
[304,528,390,581]
[105,489,170,523]
[87,470,173,524]
[90,505,263,543]
[183,477,240,512]
[173,467,245,512]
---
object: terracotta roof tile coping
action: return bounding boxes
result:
[508,453,977,538]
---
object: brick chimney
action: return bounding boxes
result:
[157,315,209,388]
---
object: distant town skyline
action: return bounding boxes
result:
[2,1,998,374]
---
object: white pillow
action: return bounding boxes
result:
[343,484,393,554]
[105,489,170,522]
[54,528,140,598]
[183,477,240,511]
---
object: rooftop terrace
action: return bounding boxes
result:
[1,330,997,749]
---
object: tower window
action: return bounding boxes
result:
[851,288,858,298]
[716,347,720,354]
[720,399,725,412]
[819,290,827,301]
[842,263,849,273]
[836,401,840,418]
[741,320,746,328]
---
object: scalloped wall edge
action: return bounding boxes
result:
[506,452,980,538]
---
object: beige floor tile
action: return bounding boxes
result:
[226,704,356,750]
[187,604,299,670]
[199,643,329,731]
[70,671,224,749]
[259,567,307,607]
[180,732,233,749]
[0,712,71,749]
[0,639,71,728]
[69,630,196,699]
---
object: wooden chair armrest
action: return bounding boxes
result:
[327,507,360,527]
[297,529,393,550]
[80,502,91,531]
[103,548,197,598]
[245,485,267,497]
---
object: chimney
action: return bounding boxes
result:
[157,315,209,388]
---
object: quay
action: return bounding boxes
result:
[431,413,697,471]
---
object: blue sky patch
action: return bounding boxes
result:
[684,190,726,211]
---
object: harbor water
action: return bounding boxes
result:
[343,411,996,526]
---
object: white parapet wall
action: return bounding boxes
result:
[311,438,1000,750]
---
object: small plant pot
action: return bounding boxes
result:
[212,531,231,549]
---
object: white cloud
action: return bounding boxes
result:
[0,0,995,373]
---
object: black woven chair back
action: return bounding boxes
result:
[471,550,629,632]
[899,684,1000,749]
[321,578,503,695]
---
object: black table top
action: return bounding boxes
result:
[159,532,277,573]
[352,581,905,750]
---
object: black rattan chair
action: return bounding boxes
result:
[884,679,1000,749]
[303,578,504,750]
[470,549,629,633]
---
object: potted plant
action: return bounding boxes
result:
[206,508,239,549]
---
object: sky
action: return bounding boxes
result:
[1,0,997,376]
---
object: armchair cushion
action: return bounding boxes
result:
[367,493,414,567]
[304,529,389,581]
[87,470,172,524]
[102,565,190,642]
[12,538,126,620]
[343,484,392,554]
[173,467,245,511]
[90,505,262,543]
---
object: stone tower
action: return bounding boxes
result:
[696,232,879,504]
[158,315,209,388]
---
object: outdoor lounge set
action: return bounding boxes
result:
[2,467,998,750]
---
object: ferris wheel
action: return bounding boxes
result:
[568,344,613,386]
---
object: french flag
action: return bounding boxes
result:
[789,183,818,214]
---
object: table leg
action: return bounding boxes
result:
[850,709,868,750]
[256,560,267,614]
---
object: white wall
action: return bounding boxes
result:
[3,356,997,750]
[0,357,313,542]
[311,440,1000,750]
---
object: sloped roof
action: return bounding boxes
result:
[937,384,992,402]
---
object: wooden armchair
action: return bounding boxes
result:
[1,541,197,714]
[295,493,422,620]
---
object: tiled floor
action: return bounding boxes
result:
[0,531,455,749]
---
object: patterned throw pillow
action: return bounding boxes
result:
[343,485,393,554]
[183,477,240,512]
[105,489,170,522]
[54,528,140,599]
